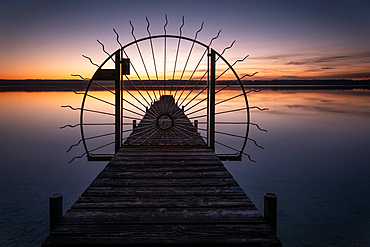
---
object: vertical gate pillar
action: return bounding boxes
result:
[115,50,122,153]
[208,49,216,150]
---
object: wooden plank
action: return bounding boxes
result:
[102,165,227,172]
[90,177,238,187]
[81,186,246,197]
[72,196,254,209]
[106,160,224,166]
[58,207,265,224]
[96,170,232,179]
[111,155,222,161]
[44,224,280,246]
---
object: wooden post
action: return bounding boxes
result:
[264,192,277,234]
[49,193,63,231]
[133,120,137,129]
[115,50,122,153]
[194,120,198,132]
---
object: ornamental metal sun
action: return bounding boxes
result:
[62,16,268,163]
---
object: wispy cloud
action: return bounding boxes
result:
[286,52,370,66]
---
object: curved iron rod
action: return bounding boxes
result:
[215,72,258,95]
[121,37,153,107]
[129,21,156,102]
[184,90,261,117]
[66,139,83,153]
[198,127,263,149]
[174,46,208,108]
[184,87,260,117]
[194,121,267,132]
[113,28,123,49]
[173,22,204,99]
[82,55,99,67]
[183,85,208,109]
[146,17,161,98]
[67,132,116,153]
[120,89,147,113]
[89,141,115,153]
[178,40,234,108]
[183,75,258,114]
[200,135,256,162]
[121,115,143,121]
[71,74,90,80]
[215,55,249,81]
[123,76,152,109]
[170,16,185,94]
[97,39,115,63]
[60,123,80,129]
[214,89,263,106]
[219,40,235,57]
[177,28,220,103]
[61,105,115,116]
[60,123,115,129]
[92,80,115,95]
[178,73,208,108]
[71,90,115,107]
[188,106,268,119]
[69,152,86,163]
[123,106,145,117]
[113,28,157,111]
[215,140,256,162]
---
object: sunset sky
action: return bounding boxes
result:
[0,0,369,80]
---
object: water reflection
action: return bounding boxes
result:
[0,90,369,246]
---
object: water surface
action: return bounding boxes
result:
[0,89,369,246]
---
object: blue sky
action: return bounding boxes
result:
[0,0,369,79]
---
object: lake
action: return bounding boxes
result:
[0,89,369,246]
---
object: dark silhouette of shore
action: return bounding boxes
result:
[0,79,369,92]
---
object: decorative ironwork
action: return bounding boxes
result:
[63,16,268,163]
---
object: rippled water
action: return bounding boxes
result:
[0,89,369,246]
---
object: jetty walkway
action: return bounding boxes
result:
[42,95,281,246]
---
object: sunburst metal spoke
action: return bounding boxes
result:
[72,18,265,162]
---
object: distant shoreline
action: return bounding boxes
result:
[0,79,369,92]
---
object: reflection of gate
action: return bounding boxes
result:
[64,18,267,163]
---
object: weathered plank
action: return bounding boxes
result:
[44,224,280,247]
[90,177,238,187]
[81,186,246,197]
[72,196,254,209]
[97,170,232,178]
[59,208,265,224]
[102,165,227,172]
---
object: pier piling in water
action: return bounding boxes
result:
[49,193,63,231]
[264,192,278,233]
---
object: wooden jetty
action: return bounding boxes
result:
[42,95,281,246]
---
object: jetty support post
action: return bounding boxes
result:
[49,193,63,231]
[133,120,137,129]
[264,192,277,234]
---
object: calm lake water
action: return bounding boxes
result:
[0,89,369,246]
